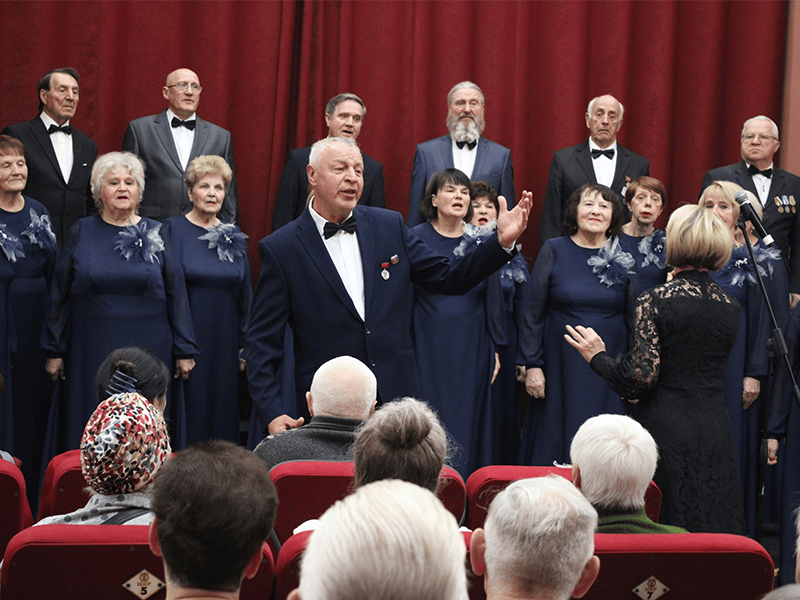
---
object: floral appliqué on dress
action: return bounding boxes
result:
[115,221,165,263]
[198,223,248,263]
[454,222,526,282]
[638,229,666,269]
[588,237,635,287]
[21,208,57,253]
[0,222,24,262]
[718,245,766,287]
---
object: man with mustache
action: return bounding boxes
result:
[272,93,385,231]
[539,94,649,245]
[408,81,514,226]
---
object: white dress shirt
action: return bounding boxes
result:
[166,108,196,170]
[452,137,478,179]
[588,138,618,189]
[309,199,365,320]
[40,112,73,183]
[745,161,773,207]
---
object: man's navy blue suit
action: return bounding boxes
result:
[245,204,512,432]
[408,135,514,226]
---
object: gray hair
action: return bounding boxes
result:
[308,136,359,168]
[484,476,598,600]
[353,397,449,493]
[570,414,657,512]
[587,95,625,122]
[447,81,485,106]
[760,584,800,600]
[90,152,146,212]
[324,93,366,118]
[298,479,467,600]
[310,356,376,420]
[742,115,779,140]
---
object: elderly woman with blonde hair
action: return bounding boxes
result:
[42,151,198,453]
[565,205,745,533]
[162,155,251,444]
[699,181,770,536]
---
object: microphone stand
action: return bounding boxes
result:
[736,217,800,543]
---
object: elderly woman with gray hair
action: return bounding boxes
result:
[162,155,250,444]
[42,151,198,453]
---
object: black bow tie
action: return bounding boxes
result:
[48,124,73,135]
[748,164,773,178]
[171,117,196,130]
[591,148,615,160]
[456,140,477,150]
[323,215,357,239]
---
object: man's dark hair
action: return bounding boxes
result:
[151,440,278,592]
[37,68,81,113]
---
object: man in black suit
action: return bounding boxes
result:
[2,67,97,246]
[271,93,384,231]
[408,81,514,226]
[701,116,800,302]
[245,137,531,435]
[123,68,237,222]
[539,94,650,245]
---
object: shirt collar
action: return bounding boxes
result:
[40,111,70,130]
[309,196,354,238]
[588,138,617,152]
[166,108,196,123]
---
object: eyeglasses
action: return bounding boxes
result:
[166,82,203,93]
[742,133,778,142]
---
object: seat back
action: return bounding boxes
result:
[585,533,773,599]
[438,465,466,525]
[465,465,661,529]
[1,524,274,600]
[273,530,313,600]
[0,459,33,558]
[38,449,89,520]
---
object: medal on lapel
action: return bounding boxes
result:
[381,262,390,280]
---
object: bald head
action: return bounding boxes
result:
[163,68,201,120]
[307,356,377,420]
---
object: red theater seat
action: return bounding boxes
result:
[37,449,88,520]
[0,458,33,558]
[273,530,313,600]
[1,524,275,600]
[465,465,661,530]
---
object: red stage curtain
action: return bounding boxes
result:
[0,0,788,266]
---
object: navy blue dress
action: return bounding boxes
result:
[0,197,57,500]
[620,229,667,297]
[164,217,251,444]
[411,222,506,478]
[0,233,16,452]
[709,245,769,536]
[517,236,632,465]
[42,215,198,452]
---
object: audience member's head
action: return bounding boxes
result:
[307,356,377,420]
[470,476,600,600]
[81,392,171,496]
[150,440,278,595]
[96,346,171,413]
[760,584,800,600]
[290,479,466,600]
[570,414,657,513]
[353,397,448,492]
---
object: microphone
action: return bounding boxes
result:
[734,190,774,247]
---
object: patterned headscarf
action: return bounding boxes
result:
[81,392,171,495]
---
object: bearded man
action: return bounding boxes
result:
[407,81,514,226]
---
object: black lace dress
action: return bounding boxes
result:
[590,270,745,533]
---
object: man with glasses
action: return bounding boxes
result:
[123,68,238,222]
[701,115,800,301]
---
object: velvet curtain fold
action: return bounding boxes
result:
[0,0,788,264]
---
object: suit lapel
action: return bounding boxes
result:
[575,142,597,184]
[189,116,210,163]
[611,146,631,194]
[438,135,455,169]
[295,210,362,320]
[356,207,374,318]
[153,111,184,172]
[30,119,65,184]
[767,167,787,199]
[472,137,488,179]
[732,161,758,195]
